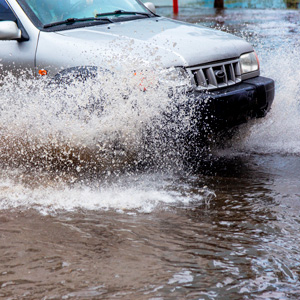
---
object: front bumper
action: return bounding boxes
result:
[190,76,275,132]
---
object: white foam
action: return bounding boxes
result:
[0,171,214,214]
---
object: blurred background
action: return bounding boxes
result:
[143,0,299,9]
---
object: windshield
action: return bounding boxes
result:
[17,0,151,28]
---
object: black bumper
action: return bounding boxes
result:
[189,76,275,132]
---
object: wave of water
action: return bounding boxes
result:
[0,168,215,214]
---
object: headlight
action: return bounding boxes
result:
[240,52,259,74]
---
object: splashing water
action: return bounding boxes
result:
[0,66,196,173]
[1,10,300,300]
[228,47,300,155]
[2,33,298,213]
[0,64,215,213]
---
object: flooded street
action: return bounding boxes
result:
[1,6,300,300]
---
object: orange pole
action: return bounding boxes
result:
[173,0,179,14]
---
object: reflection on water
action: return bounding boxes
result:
[1,6,300,300]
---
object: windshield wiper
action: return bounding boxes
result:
[43,17,113,29]
[96,10,151,18]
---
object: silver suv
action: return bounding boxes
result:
[0,0,274,132]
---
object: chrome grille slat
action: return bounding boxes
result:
[207,67,218,87]
[222,65,228,85]
[187,59,242,91]
[229,64,235,82]
[195,69,207,87]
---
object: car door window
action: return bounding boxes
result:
[0,0,16,21]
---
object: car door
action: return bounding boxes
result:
[0,0,38,77]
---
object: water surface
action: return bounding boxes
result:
[1,7,300,300]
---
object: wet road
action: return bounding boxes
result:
[1,7,300,300]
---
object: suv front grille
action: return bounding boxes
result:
[187,59,242,91]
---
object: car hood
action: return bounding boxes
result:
[37,17,253,72]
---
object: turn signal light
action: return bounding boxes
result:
[38,69,48,76]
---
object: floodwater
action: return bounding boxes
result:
[1,6,300,300]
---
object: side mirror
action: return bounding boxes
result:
[144,2,156,14]
[0,21,22,40]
